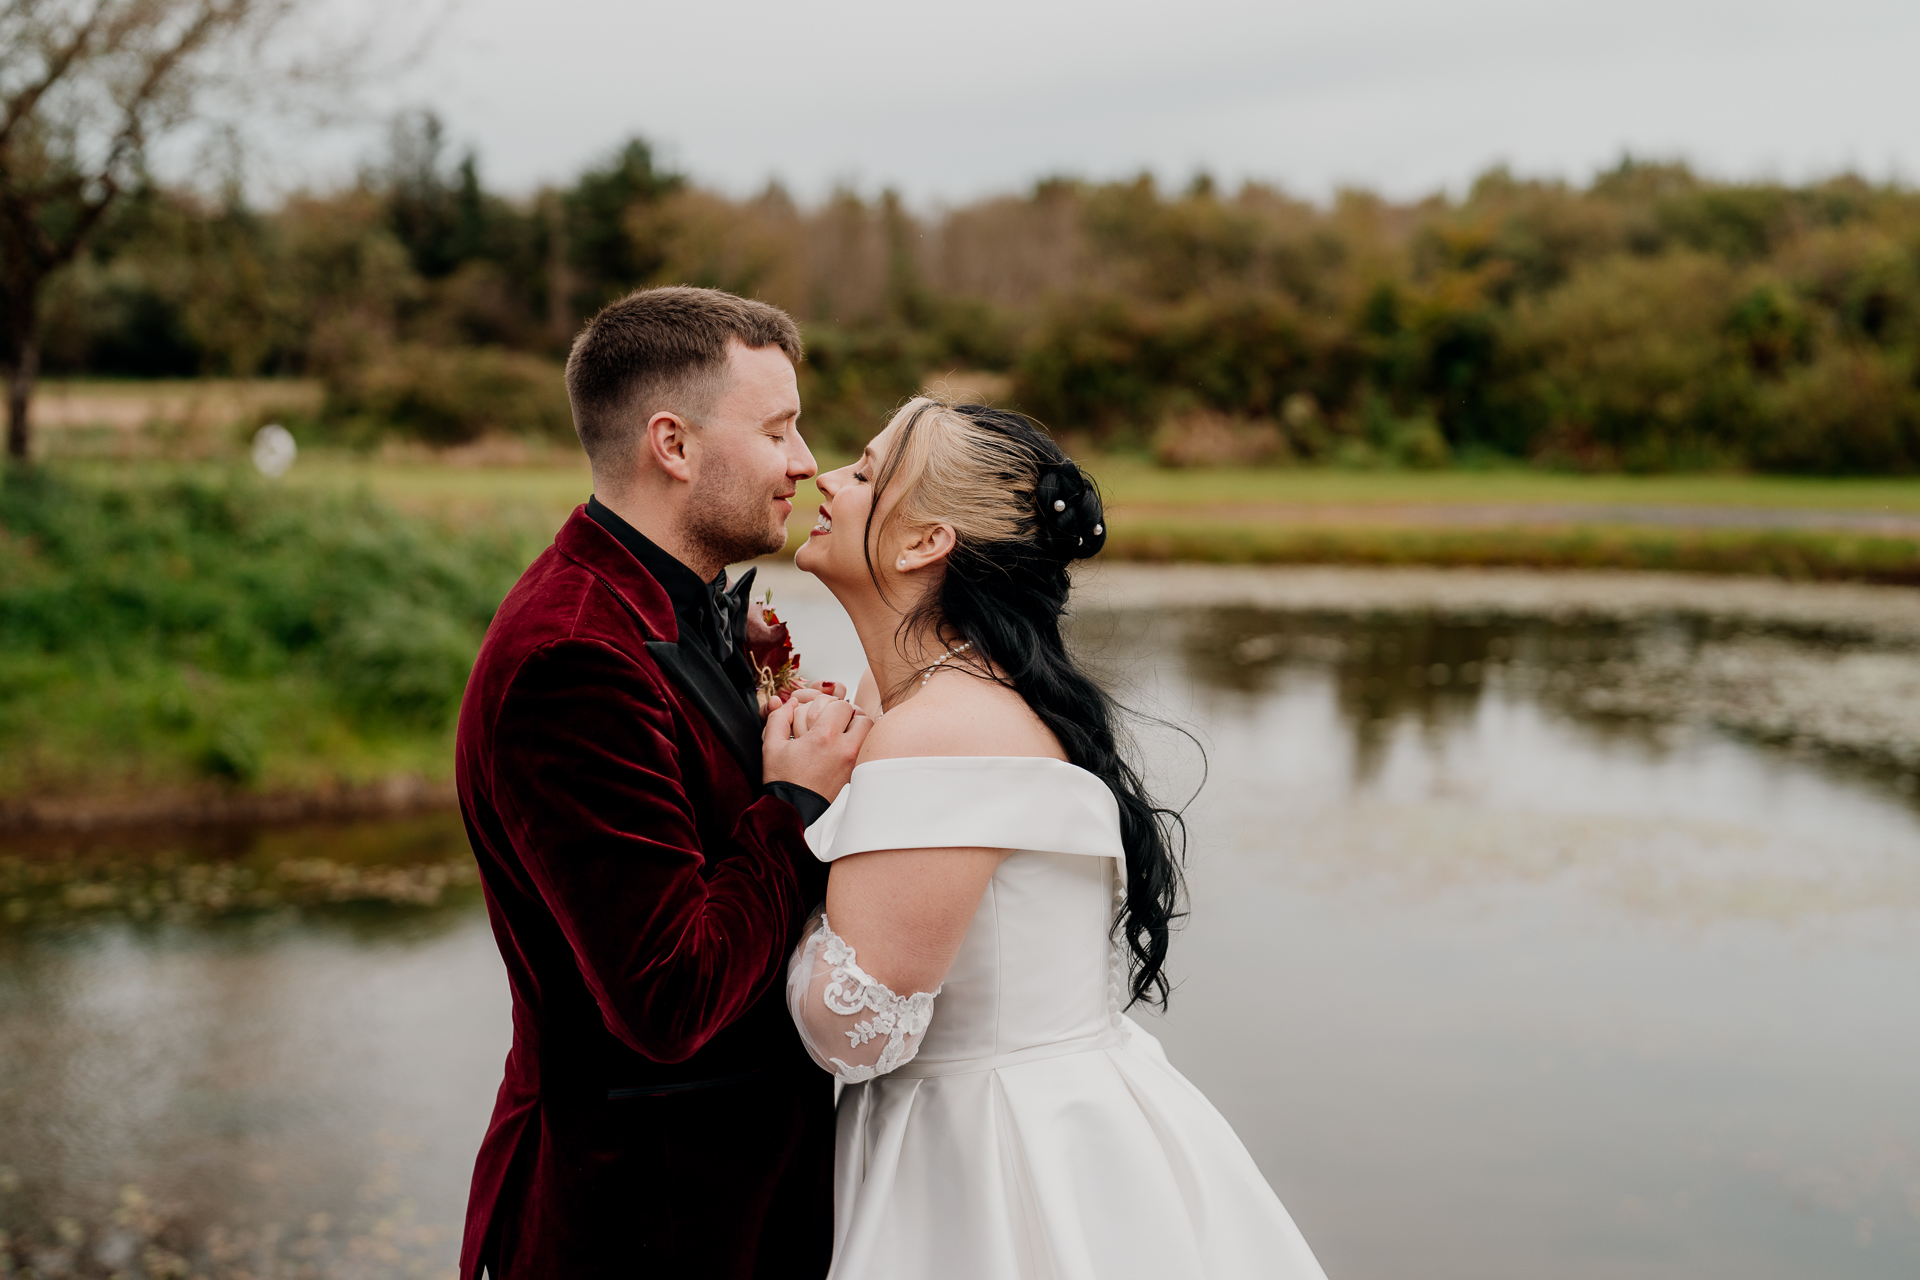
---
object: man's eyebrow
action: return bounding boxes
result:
[760,405,800,426]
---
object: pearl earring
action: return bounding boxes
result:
[896,558,907,570]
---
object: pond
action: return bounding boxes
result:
[2,565,1917,1278]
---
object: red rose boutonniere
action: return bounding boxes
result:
[745,591,842,717]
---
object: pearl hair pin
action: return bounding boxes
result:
[919,641,972,686]
[1053,499,1066,511]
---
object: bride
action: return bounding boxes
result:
[777,397,1328,1279]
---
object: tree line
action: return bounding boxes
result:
[27,118,1920,471]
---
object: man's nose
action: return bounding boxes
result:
[789,432,818,480]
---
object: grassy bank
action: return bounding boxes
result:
[1099,520,1920,583]
[8,449,1920,818]
[1080,461,1920,580]
[1080,457,1920,511]
[0,466,538,816]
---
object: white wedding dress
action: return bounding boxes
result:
[786,756,1328,1280]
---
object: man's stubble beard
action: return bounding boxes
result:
[681,448,788,570]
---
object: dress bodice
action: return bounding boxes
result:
[796,757,1126,1077]
[789,757,1329,1280]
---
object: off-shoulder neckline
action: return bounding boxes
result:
[809,756,1122,862]
[850,755,1100,782]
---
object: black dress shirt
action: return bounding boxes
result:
[586,496,829,826]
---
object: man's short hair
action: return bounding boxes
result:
[564,286,804,470]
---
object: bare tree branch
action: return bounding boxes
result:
[0,0,346,461]
[0,0,110,144]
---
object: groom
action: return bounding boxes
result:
[455,287,866,1279]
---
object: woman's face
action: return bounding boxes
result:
[794,417,899,594]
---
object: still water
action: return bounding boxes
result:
[2,569,1917,1278]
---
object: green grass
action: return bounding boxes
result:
[1066,459,1920,579]
[9,447,1920,811]
[1104,520,1920,583]
[282,449,594,529]
[1079,457,1920,512]
[283,449,1920,580]
[0,464,540,804]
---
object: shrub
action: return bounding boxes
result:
[323,344,574,444]
[1511,252,1754,468]
[1014,292,1328,444]
[1012,294,1164,439]
[796,323,937,452]
[1152,410,1289,467]
[1754,347,1920,473]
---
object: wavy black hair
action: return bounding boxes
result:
[862,398,1188,1007]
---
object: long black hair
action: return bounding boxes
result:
[863,399,1187,1008]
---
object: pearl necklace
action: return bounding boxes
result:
[919,641,973,686]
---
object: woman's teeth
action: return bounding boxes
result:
[814,511,832,532]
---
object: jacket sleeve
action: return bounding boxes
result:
[489,636,823,1063]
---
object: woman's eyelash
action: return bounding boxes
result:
[853,470,869,482]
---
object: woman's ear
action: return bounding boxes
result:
[897,524,956,574]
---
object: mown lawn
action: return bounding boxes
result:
[277,448,1920,579]
[276,449,1920,524]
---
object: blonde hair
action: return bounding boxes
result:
[864,395,1106,576]
[865,396,1032,560]
[856,398,1182,1010]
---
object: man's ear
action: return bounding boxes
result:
[644,410,696,483]
[899,523,957,572]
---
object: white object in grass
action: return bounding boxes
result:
[252,423,297,477]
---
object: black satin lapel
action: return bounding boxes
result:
[721,566,756,661]
[645,640,763,780]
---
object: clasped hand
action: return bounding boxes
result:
[763,686,871,799]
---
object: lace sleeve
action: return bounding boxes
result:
[785,908,939,1084]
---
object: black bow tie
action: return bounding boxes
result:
[708,566,758,665]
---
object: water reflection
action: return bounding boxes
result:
[0,814,504,1272]
[1101,603,1920,1279]
[2,584,1918,1279]
[1178,605,1920,801]
[2,813,481,931]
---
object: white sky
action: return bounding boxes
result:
[287,0,1920,206]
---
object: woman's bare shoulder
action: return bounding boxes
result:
[858,675,1065,765]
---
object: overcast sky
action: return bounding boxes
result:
[305,0,1919,206]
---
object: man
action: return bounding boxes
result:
[455,286,866,1279]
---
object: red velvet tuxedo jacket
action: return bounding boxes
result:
[454,508,832,1280]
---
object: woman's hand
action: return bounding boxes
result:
[763,689,871,799]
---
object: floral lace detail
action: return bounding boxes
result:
[819,923,937,1082]
[786,913,940,1084]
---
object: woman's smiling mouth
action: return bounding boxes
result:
[810,507,832,537]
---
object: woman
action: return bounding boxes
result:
[779,398,1327,1279]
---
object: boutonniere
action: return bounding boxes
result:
[746,591,841,717]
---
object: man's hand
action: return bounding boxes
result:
[763,691,871,798]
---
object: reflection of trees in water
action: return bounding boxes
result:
[1,812,480,936]
[0,822,487,1270]
[0,1169,451,1279]
[1164,605,1917,802]
[0,826,487,1273]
